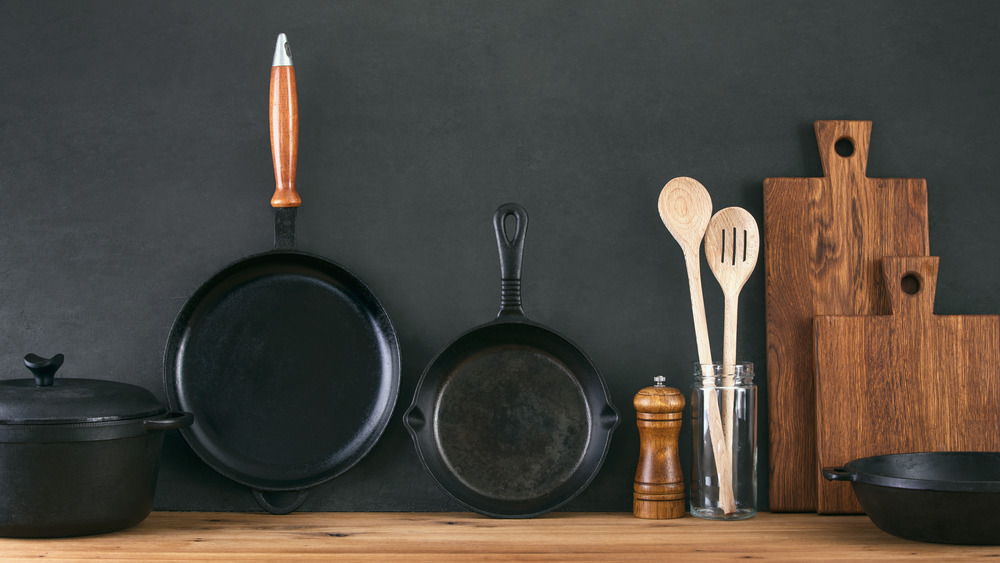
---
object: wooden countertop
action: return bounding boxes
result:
[1,511,998,561]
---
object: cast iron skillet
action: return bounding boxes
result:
[163,35,399,514]
[824,452,1000,545]
[405,203,619,518]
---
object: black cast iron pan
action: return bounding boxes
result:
[405,203,619,518]
[824,452,1000,545]
[163,34,399,514]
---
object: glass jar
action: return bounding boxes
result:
[690,362,756,520]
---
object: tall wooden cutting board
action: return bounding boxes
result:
[763,120,929,511]
[814,256,1000,513]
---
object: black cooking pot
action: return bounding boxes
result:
[0,354,192,538]
[823,452,1000,545]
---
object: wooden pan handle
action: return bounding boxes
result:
[270,34,300,208]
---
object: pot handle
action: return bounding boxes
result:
[821,466,856,482]
[144,411,194,431]
[253,489,309,515]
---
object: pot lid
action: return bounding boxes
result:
[0,354,166,424]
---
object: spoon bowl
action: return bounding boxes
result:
[658,177,714,264]
[704,206,760,368]
[657,177,714,364]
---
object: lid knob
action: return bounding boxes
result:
[24,353,65,387]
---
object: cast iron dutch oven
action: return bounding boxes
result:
[824,452,1000,545]
[405,203,619,518]
[0,354,192,538]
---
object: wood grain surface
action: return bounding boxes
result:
[814,256,1000,513]
[1,512,997,561]
[633,383,686,519]
[269,63,300,208]
[763,120,930,511]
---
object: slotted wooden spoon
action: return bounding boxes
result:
[704,207,760,454]
[657,177,735,514]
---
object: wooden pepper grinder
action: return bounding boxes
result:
[633,376,686,519]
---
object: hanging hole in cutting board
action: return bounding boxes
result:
[834,137,855,158]
[900,273,921,295]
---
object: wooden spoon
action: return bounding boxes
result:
[657,177,713,364]
[657,177,735,514]
[704,207,760,456]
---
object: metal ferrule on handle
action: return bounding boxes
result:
[270,33,300,208]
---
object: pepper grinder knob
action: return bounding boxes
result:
[633,375,686,519]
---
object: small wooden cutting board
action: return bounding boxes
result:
[763,120,930,511]
[814,256,1000,513]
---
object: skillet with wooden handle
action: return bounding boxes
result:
[163,34,400,514]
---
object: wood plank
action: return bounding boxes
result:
[814,256,1000,513]
[764,120,930,511]
[0,512,997,561]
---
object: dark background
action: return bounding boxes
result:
[2,1,998,512]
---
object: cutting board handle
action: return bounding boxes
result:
[815,120,872,182]
[882,256,939,318]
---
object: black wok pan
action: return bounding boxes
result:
[405,203,619,518]
[163,34,399,514]
[823,452,1000,545]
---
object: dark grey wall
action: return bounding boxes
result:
[2,1,998,512]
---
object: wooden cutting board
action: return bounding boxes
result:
[814,256,1000,513]
[763,120,930,511]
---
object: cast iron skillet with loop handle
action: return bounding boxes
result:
[163,34,400,514]
[405,203,619,518]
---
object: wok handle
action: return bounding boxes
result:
[494,203,528,318]
[270,33,300,208]
[821,466,856,482]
